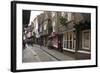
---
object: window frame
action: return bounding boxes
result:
[82,30,91,50]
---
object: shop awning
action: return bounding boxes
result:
[62,28,75,33]
[49,32,58,38]
[24,24,34,32]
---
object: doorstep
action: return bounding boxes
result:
[63,48,91,60]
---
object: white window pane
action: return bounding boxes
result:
[82,30,91,50]
[67,13,72,21]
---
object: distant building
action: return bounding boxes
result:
[33,11,91,59]
[38,11,52,46]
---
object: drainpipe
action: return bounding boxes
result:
[75,30,79,60]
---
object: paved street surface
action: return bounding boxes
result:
[22,44,75,63]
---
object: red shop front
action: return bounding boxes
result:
[49,32,59,49]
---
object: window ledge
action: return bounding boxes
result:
[63,48,75,52]
[63,48,91,54]
[77,50,91,54]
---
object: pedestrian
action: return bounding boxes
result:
[23,35,26,49]
[39,39,42,49]
[58,41,63,52]
[47,38,52,49]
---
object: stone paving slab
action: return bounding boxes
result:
[22,46,38,62]
[22,44,57,63]
[34,44,75,61]
[23,44,75,63]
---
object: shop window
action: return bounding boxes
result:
[63,32,75,50]
[82,30,91,50]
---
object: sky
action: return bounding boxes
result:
[29,11,43,25]
[29,11,43,38]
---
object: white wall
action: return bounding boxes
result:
[0,0,100,73]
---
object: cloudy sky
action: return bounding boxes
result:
[29,11,43,25]
[29,11,43,38]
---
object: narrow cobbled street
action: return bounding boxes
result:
[22,44,75,63]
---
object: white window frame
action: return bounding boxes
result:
[52,12,55,17]
[82,30,91,50]
[63,32,76,51]
[43,21,47,30]
[40,25,43,32]
[61,12,65,17]
[67,13,72,21]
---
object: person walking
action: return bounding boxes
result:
[23,35,26,49]
[47,38,52,49]
[58,40,63,52]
